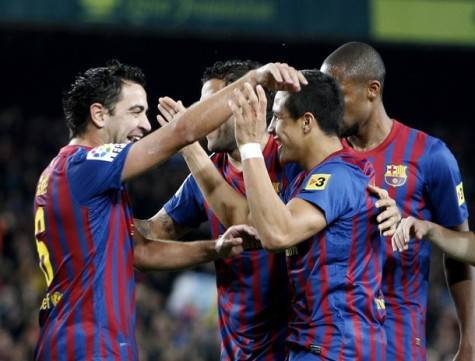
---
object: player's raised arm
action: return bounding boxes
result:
[122,63,307,181]
[133,223,257,271]
[156,96,251,227]
[392,216,475,266]
[229,84,327,251]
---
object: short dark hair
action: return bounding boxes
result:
[322,42,386,93]
[201,59,261,86]
[62,59,146,138]
[202,59,276,123]
[284,69,344,136]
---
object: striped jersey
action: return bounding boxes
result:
[281,149,386,361]
[343,120,469,361]
[33,143,137,361]
[164,137,299,360]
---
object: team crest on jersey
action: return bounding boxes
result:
[305,174,331,190]
[86,143,127,162]
[384,164,407,187]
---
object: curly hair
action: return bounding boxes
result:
[62,59,146,138]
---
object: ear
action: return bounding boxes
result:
[367,80,381,101]
[90,103,107,128]
[302,113,314,134]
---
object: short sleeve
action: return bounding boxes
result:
[163,175,208,228]
[68,143,132,202]
[296,164,354,225]
[423,140,468,227]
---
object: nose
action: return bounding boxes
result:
[140,114,152,134]
[267,117,276,134]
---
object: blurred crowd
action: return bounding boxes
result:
[0,106,473,361]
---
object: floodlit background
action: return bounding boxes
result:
[0,1,474,360]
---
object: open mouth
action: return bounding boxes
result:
[127,135,142,143]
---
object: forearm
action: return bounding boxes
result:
[443,221,475,347]
[134,237,218,271]
[426,222,475,265]
[122,72,258,181]
[182,143,249,226]
[242,158,293,250]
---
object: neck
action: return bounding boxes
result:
[69,131,106,148]
[347,103,392,152]
[228,133,270,171]
[301,135,342,171]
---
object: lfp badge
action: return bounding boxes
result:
[384,164,407,187]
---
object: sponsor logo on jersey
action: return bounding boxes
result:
[36,169,51,196]
[305,174,331,190]
[456,182,465,206]
[285,246,299,257]
[40,291,63,310]
[86,143,127,162]
[384,164,407,187]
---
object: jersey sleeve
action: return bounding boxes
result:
[423,139,468,227]
[163,174,208,228]
[296,163,354,224]
[67,143,132,202]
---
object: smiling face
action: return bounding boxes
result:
[200,79,237,153]
[102,81,151,144]
[268,91,303,164]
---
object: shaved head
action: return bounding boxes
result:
[322,42,386,93]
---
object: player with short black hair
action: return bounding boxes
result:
[321,41,473,361]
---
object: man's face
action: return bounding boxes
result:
[201,79,237,153]
[268,91,302,164]
[103,81,151,144]
[321,63,371,138]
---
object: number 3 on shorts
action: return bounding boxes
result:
[35,207,54,287]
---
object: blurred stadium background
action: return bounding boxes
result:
[0,0,474,360]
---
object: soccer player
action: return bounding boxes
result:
[392,216,475,267]
[320,42,473,360]
[228,70,386,360]
[135,60,297,360]
[33,59,306,361]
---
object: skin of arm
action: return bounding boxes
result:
[133,215,253,271]
[393,217,475,359]
[122,63,308,181]
[229,83,327,251]
[444,221,475,361]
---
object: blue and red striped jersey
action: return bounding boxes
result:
[343,120,469,361]
[164,137,299,360]
[281,149,386,361]
[33,143,137,361]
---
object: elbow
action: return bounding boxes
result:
[260,232,289,252]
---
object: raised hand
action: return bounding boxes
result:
[368,184,402,237]
[253,62,308,92]
[157,96,186,126]
[228,83,268,147]
[216,224,260,258]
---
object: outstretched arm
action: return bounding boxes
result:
[157,97,251,227]
[133,223,256,271]
[392,217,475,264]
[122,63,307,181]
[392,217,475,360]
